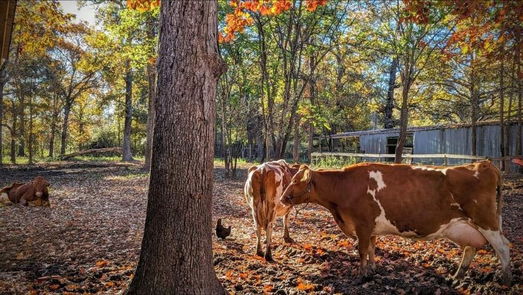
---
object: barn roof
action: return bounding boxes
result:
[331,120,513,139]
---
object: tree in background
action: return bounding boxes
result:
[91,2,158,162]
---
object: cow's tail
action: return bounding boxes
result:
[494,164,504,231]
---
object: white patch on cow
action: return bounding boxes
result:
[450,202,462,210]
[412,166,448,175]
[367,171,416,236]
[473,171,480,179]
[369,171,386,191]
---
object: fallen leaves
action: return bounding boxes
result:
[1,161,522,294]
[95,260,110,268]
[296,278,314,291]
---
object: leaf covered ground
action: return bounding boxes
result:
[0,161,522,294]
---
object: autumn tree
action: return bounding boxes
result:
[126,0,225,293]
[89,1,158,162]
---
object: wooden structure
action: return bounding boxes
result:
[0,0,16,67]
[324,121,522,171]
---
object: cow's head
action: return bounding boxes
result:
[281,165,314,206]
[32,176,50,207]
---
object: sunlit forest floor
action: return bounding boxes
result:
[0,160,521,294]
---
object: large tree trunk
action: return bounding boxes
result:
[384,57,398,129]
[17,94,25,157]
[517,41,522,156]
[10,102,16,163]
[144,62,156,170]
[499,56,505,171]
[470,52,478,156]
[293,115,300,163]
[122,63,134,162]
[60,101,72,157]
[0,63,6,165]
[28,94,33,164]
[49,121,56,158]
[126,0,225,293]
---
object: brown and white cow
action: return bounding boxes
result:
[281,161,511,284]
[244,160,299,261]
[0,176,51,207]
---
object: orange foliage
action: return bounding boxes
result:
[296,278,315,291]
[263,284,274,293]
[220,0,328,43]
[404,0,522,56]
[306,0,327,12]
[126,0,160,12]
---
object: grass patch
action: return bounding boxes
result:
[311,156,358,169]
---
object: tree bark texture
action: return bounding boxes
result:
[470,52,478,156]
[384,57,398,129]
[500,56,505,171]
[0,63,6,165]
[293,115,300,163]
[60,101,72,156]
[126,1,225,294]
[122,63,134,162]
[28,94,33,164]
[517,40,522,156]
[394,77,411,163]
[144,62,156,170]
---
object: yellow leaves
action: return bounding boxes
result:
[127,0,160,12]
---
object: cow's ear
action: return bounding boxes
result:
[301,167,311,183]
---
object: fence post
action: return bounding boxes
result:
[444,154,448,166]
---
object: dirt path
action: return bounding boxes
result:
[0,162,522,294]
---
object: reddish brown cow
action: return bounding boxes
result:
[281,161,511,284]
[0,176,50,207]
[244,160,299,261]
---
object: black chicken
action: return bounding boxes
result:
[216,218,231,240]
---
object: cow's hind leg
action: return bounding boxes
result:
[255,224,263,257]
[453,246,476,279]
[479,229,512,285]
[368,236,377,271]
[265,222,274,261]
[283,213,294,243]
[356,229,372,277]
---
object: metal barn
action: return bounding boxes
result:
[329,121,522,169]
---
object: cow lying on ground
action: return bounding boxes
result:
[244,160,299,261]
[281,161,511,284]
[0,176,50,207]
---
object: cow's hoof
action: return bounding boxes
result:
[264,253,274,262]
[501,272,512,286]
[256,250,264,257]
[284,236,295,244]
[452,270,465,280]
